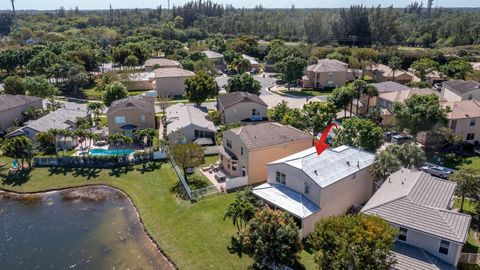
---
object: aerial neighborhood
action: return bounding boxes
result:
[1,1,480,269]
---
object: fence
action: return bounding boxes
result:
[225,176,248,191]
[34,153,154,168]
[170,158,193,201]
[191,185,221,201]
[460,253,480,264]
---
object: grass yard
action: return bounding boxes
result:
[84,87,103,100]
[0,158,315,269]
[455,198,480,253]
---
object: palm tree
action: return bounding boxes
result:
[364,85,379,110]
[352,80,367,115]
[87,102,105,126]
[223,189,257,233]
[370,150,401,184]
[10,0,19,33]
[47,128,62,157]
[399,143,426,169]
[2,136,33,170]
[388,56,402,82]
[58,129,74,155]
[74,129,89,150]
[107,133,132,161]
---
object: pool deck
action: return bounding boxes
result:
[72,139,143,156]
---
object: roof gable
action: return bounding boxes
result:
[106,96,155,115]
[217,92,267,109]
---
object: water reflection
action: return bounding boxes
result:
[0,187,173,270]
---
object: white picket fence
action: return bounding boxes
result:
[225,176,248,191]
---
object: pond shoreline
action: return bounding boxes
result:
[0,184,177,270]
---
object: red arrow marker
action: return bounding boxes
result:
[314,123,339,155]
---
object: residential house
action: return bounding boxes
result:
[299,59,349,89]
[253,145,375,237]
[217,92,268,124]
[165,103,216,145]
[203,50,226,69]
[218,122,312,187]
[0,95,43,132]
[441,80,480,102]
[442,99,480,143]
[362,169,471,269]
[154,68,195,96]
[352,82,411,116]
[364,63,416,84]
[144,58,181,72]
[6,105,87,149]
[106,95,156,137]
[471,62,480,71]
[408,68,446,84]
[123,72,155,91]
[242,54,259,70]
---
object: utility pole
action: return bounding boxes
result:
[427,0,433,18]
[10,0,19,33]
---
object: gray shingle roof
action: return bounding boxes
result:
[0,95,43,112]
[106,95,155,115]
[270,146,375,188]
[371,81,410,93]
[306,59,348,73]
[443,80,480,94]
[217,92,267,110]
[227,122,311,149]
[362,169,471,243]
[166,103,216,135]
[392,242,456,270]
[144,58,181,68]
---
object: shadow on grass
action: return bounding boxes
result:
[136,162,162,174]
[1,168,32,187]
[227,236,244,257]
[109,165,135,177]
[48,166,101,180]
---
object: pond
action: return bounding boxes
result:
[0,186,173,270]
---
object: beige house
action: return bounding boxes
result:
[217,92,268,124]
[364,63,416,84]
[253,145,375,237]
[154,68,195,96]
[218,122,312,187]
[471,62,480,71]
[442,99,480,143]
[106,96,156,137]
[165,103,216,145]
[203,50,226,69]
[0,95,43,132]
[124,72,155,91]
[441,80,480,102]
[300,59,349,89]
[362,169,470,269]
[352,82,411,116]
[144,58,181,72]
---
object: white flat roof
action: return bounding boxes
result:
[253,183,319,219]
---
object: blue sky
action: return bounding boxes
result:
[1,0,478,10]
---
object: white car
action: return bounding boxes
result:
[421,165,454,179]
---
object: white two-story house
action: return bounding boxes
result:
[362,169,471,269]
[253,145,376,238]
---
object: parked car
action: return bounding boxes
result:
[421,165,454,179]
[384,131,397,142]
[391,134,413,144]
[433,82,442,91]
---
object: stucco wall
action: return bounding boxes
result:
[107,108,156,135]
[168,124,215,145]
[222,102,268,124]
[155,76,193,96]
[449,117,480,142]
[442,86,480,102]
[307,70,347,89]
[0,99,43,131]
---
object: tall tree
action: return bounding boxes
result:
[388,56,402,82]
[411,58,439,81]
[309,214,397,270]
[303,101,338,135]
[276,55,307,90]
[102,82,128,106]
[334,117,384,152]
[328,86,354,118]
[2,136,33,170]
[442,59,473,80]
[449,167,480,212]
[23,76,58,98]
[3,75,25,95]
[225,73,261,95]
[370,150,401,182]
[169,143,204,179]
[185,71,218,105]
[224,188,258,234]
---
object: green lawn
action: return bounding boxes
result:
[455,198,480,253]
[84,87,103,100]
[0,159,315,269]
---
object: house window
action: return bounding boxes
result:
[439,240,450,255]
[240,147,243,155]
[114,116,126,124]
[304,182,309,194]
[140,114,146,123]
[226,139,232,148]
[470,119,476,126]
[467,133,475,141]
[276,172,286,185]
[232,165,237,171]
[397,227,408,241]
[252,109,258,116]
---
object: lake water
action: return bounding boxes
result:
[0,187,173,270]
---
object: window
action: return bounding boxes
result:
[140,114,146,123]
[232,165,237,171]
[439,240,450,255]
[304,182,309,194]
[252,109,257,116]
[276,172,286,185]
[467,133,475,141]
[114,116,126,124]
[226,139,232,148]
[470,119,476,126]
[240,147,244,155]
[397,227,408,241]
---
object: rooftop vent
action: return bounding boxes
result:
[346,161,350,166]
[314,170,318,175]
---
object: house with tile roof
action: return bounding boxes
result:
[144,58,181,72]
[153,67,195,96]
[253,145,376,237]
[0,95,43,132]
[218,122,312,186]
[364,63,417,84]
[442,99,480,143]
[165,103,216,145]
[441,80,480,102]
[362,169,471,269]
[106,95,156,137]
[216,92,268,124]
[300,59,350,89]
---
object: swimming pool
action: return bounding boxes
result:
[88,148,135,156]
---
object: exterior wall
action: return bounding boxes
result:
[0,99,43,131]
[396,226,462,266]
[442,86,480,102]
[449,117,480,143]
[307,70,347,89]
[247,140,312,185]
[155,76,193,96]
[145,63,180,72]
[107,108,156,136]
[168,124,215,145]
[124,81,154,91]
[222,102,268,124]
[221,131,250,178]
